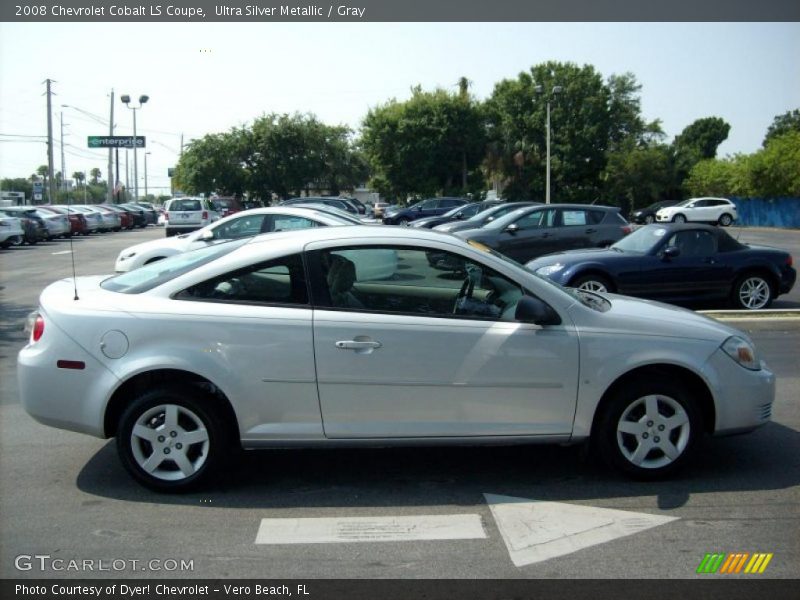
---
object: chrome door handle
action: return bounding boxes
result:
[336,340,382,350]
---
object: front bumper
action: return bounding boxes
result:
[705,348,775,435]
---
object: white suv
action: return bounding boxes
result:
[164,197,220,237]
[656,197,737,226]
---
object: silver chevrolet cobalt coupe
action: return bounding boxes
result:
[19,227,774,491]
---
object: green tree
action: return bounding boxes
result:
[174,128,250,198]
[361,85,486,200]
[763,109,800,146]
[750,131,800,196]
[72,171,85,186]
[90,168,103,185]
[485,62,652,202]
[602,142,676,213]
[672,117,731,190]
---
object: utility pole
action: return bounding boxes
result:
[144,152,150,199]
[45,79,56,204]
[108,90,114,203]
[125,150,129,198]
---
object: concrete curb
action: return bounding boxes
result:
[699,308,800,321]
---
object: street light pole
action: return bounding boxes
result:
[535,84,562,204]
[120,94,149,202]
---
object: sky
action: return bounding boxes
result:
[1,22,798,196]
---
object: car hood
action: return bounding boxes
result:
[118,234,194,257]
[434,221,474,233]
[527,247,623,269]
[411,216,444,227]
[573,292,746,344]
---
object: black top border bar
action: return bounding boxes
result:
[3,0,800,22]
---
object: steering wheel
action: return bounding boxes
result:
[452,276,475,314]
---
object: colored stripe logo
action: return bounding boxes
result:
[697,552,773,574]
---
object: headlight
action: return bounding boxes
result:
[536,264,565,277]
[721,336,761,371]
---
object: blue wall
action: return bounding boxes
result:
[730,197,800,229]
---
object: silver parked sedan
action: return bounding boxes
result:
[18,227,774,491]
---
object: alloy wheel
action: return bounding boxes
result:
[737,277,771,310]
[616,394,691,470]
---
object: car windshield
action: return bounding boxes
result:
[674,199,695,207]
[611,225,669,254]
[101,239,248,294]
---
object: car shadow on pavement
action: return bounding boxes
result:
[76,420,800,511]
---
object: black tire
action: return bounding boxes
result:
[397,218,410,226]
[594,376,702,479]
[165,228,175,237]
[644,215,655,224]
[571,273,614,293]
[672,214,687,224]
[116,386,231,492]
[718,213,733,227]
[731,273,774,310]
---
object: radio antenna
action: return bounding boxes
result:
[67,185,79,300]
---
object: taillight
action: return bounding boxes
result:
[165,212,170,221]
[202,210,208,220]
[787,255,793,267]
[622,225,632,234]
[32,315,45,343]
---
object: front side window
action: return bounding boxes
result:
[314,246,525,321]
[175,253,308,306]
[665,230,717,257]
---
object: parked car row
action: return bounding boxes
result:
[0,202,157,248]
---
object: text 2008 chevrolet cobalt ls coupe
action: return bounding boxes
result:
[19,227,774,491]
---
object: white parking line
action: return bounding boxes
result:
[51,250,73,255]
[255,514,486,544]
[485,494,679,567]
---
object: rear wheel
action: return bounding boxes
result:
[731,273,774,310]
[718,213,733,227]
[116,386,231,492]
[672,214,687,224]
[595,377,702,479]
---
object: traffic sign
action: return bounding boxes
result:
[87,136,145,149]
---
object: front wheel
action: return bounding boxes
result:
[397,218,410,226]
[644,215,655,224]
[595,377,702,479]
[116,386,231,492]
[571,274,613,293]
[731,274,774,310]
[672,214,687,224]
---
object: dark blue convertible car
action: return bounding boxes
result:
[526,224,796,309]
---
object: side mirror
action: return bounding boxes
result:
[455,211,464,219]
[515,295,561,326]
[662,246,680,260]
[199,229,214,241]
[413,205,422,211]
[505,223,519,234]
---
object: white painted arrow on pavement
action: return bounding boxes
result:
[484,493,679,567]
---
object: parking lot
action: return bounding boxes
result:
[0,226,798,579]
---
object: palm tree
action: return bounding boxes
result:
[90,168,102,185]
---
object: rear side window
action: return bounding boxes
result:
[101,239,248,294]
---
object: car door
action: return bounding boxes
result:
[307,243,579,438]
[636,229,729,300]
[496,207,560,262]
[555,208,598,250]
